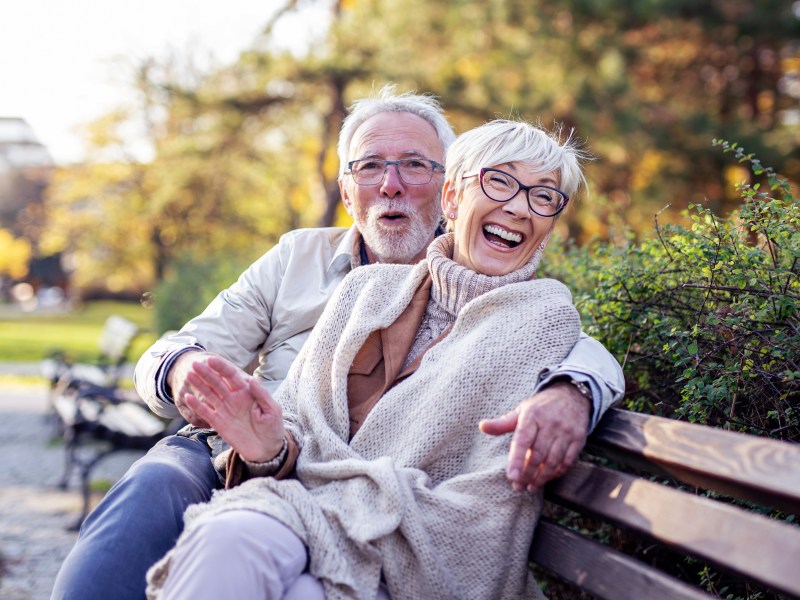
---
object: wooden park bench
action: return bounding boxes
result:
[530,408,800,599]
[46,316,184,527]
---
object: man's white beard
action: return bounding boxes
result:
[356,198,441,264]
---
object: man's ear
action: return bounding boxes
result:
[339,178,354,217]
[441,180,457,217]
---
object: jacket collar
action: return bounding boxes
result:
[327,225,360,275]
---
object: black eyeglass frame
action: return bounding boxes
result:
[462,167,569,218]
[345,157,445,186]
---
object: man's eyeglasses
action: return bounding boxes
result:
[346,158,444,186]
[462,168,569,218]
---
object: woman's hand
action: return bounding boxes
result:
[183,355,286,463]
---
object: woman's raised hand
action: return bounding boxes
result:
[183,355,286,463]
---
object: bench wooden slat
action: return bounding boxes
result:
[546,461,800,598]
[531,519,708,600]
[588,408,800,515]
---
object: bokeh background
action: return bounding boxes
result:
[2,0,798,332]
[1,3,798,598]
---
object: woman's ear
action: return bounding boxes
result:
[441,180,458,218]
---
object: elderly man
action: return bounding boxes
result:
[52,87,623,600]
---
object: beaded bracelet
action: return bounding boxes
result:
[242,437,289,477]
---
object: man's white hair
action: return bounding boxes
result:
[445,119,589,202]
[337,85,456,178]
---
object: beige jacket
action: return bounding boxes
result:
[134,226,359,418]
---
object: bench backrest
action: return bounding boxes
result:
[97,315,139,363]
[530,408,800,599]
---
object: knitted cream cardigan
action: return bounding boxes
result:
[147,239,581,600]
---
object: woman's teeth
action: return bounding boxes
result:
[483,224,522,247]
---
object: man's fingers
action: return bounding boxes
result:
[504,383,593,494]
[516,429,554,486]
[507,414,537,483]
[526,437,569,490]
[479,409,519,436]
[562,440,583,472]
[173,396,195,424]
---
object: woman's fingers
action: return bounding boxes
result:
[206,355,250,390]
[249,378,274,408]
[184,392,216,425]
[185,369,224,409]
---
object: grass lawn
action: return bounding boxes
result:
[0,301,158,364]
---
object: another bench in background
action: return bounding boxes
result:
[43,315,184,528]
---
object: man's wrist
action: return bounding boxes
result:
[156,346,204,403]
[547,376,593,403]
[165,347,206,398]
[544,376,599,433]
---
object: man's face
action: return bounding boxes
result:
[339,111,445,265]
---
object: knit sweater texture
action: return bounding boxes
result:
[146,234,580,600]
[405,233,541,368]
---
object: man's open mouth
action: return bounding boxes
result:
[378,211,408,223]
[483,224,523,249]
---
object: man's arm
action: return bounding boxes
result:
[481,332,624,490]
[134,243,286,418]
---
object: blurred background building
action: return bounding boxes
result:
[0,117,66,307]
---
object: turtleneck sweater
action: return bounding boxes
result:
[403,232,543,370]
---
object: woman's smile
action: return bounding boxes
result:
[482,223,524,249]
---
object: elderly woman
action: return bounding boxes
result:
[146,119,585,600]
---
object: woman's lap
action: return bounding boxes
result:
[159,510,318,599]
[159,509,392,599]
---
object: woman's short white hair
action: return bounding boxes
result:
[337,85,456,178]
[445,119,589,202]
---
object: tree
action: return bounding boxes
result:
[41,0,800,295]
[0,228,31,280]
[42,53,323,296]
[321,0,799,237]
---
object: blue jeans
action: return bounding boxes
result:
[51,433,221,600]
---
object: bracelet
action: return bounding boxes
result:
[568,379,593,402]
[242,438,289,476]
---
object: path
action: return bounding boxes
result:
[0,384,143,599]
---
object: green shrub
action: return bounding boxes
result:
[546,141,799,442]
[152,254,247,335]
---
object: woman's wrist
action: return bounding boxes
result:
[241,437,288,470]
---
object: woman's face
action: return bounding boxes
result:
[443,162,557,276]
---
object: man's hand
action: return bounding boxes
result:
[480,380,590,491]
[168,350,220,426]
[183,356,286,463]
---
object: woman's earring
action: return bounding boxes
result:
[449,212,456,219]
[539,242,546,250]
